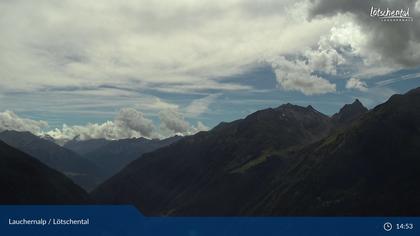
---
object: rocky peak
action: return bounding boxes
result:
[332,99,368,124]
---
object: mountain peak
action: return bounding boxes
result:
[277,103,295,109]
[332,99,368,124]
[276,103,318,113]
[352,98,365,107]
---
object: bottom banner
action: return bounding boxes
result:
[0,206,418,236]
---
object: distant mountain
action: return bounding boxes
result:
[64,138,111,156]
[92,88,420,216]
[92,103,333,215]
[0,140,89,204]
[0,131,105,191]
[78,136,183,179]
[332,99,368,126]
[40,134,70,146]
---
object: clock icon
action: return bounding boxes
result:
[384,222,393,232]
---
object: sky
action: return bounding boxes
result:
[1,0,420,141]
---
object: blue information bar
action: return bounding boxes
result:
[0,206,418,236]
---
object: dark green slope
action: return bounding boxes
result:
[92,104,332,215]
[246,87,420,215]
[0,141,89,204]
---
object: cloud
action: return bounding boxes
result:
[195,121,209,132]
[266,21,371,95]
[115,108,155,137]
[1,0,419,134]
[185,94,220,117]
[375,72,420,86]
[304,35,346,75]
[0,0,333,96]
[149,98,179,110]
[0,110,48,134]
[271,57,336,95]
[346,78,368,92]
[159,109,209,136]
[159,109,191,135]
[308,0,420,68]
[46,122,130,141]
[0,106,209,140]
[4,0,410,100]
[45,108,157,140]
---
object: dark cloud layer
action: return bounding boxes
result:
[309,0,420,67]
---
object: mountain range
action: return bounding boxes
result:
[92,87,420,216]
[64,136,182,180]
[0,140,89,204]
[0,131,181,191]
[1,87,419,215]
[63,138,112,156]
[0,130,105,191]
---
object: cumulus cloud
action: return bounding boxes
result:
[303,33,347,75]
[46,107,210,140]
[159,109,191,135]
[346,78,368,92]
[46,122,129,141]
[0,110,48,134]
[115,108,155,137]
[266,21,370,95]
[159,109,209,136]
[308,0,420,68]
[271,57,336,95]
[45,108,157,140]
[0,106,209,141]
